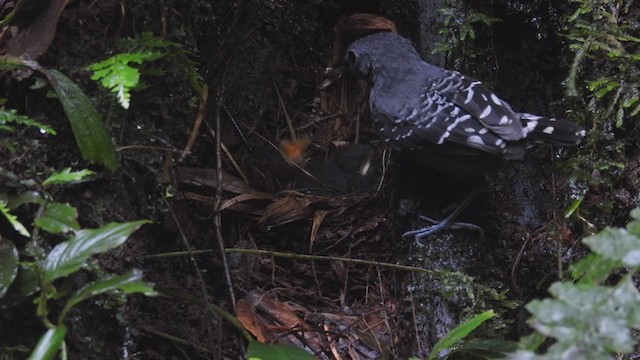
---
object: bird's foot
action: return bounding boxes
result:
[402,215,484,244]
[401,187,484,245]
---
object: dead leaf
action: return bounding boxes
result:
[180,191,263,215]
[236,299,268,342]
[219,192,272,211]
[6,0,69,59]
[309,209,329,249]
[259,193,318,227]
[176,166,255,194]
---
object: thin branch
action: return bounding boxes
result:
[179,84,209,162]
[145,328,212,354]
[116,144,180,153]
[205,122,249,184]
[162,197,216,343]
[223,104,251,150]
[273,80,297,141]
[214,90,237,308]
[145,247,465,277]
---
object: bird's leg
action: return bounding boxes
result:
[402,187,484,243]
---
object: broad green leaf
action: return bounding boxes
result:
[0,200,30,237]
[527,277,640,356]
[42,168,95,186]
[607,277,640,329]
[6,191,45,209]
[526,298,578,340]
[59,269,155,322]
[627,221,640,237]
[570,253,620,284]
[34,203,80,234]
[622,96,638,108]
[0,239,19,298]
[516,331,547,352]
[247,341,315,360]
[428,310,495,360]
[41,220,150,284]
[563,197,583,218]
[628,209,640,236]
[513,210,640,358]
[0,264,40,308]
[29,326,67,360]
[583,227,640,266]
[45,69,118,171]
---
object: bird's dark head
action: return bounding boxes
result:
[345,31,422,76]
[344,42,375,76]
[319,31,422,90]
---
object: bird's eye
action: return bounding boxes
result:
[347,51,357,66]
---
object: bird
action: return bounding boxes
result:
[295,144,375,195]
[321,31,586,240]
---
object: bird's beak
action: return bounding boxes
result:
[319,64,346,90]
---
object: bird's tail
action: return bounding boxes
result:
[520,113,586,147]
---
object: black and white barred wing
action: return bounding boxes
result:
[437,70,585,146]
[371,69,585,154]
[435,70,526,141]
[373,79,515,155]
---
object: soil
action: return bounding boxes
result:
[1,0,637,359]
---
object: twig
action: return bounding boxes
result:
[354,105,360,144]
[225,248,452,276]
[511,224,548,295]
[376,267,394,354]
[162,197,216,339]
[409,272,423,356]
[273,80,297,141]
[206,1,262,356]
[214,90,237,308]
[223,104,252,150]
[144,248,453,276]
[116,144,180,153]
[179,84,209,162]
[145,328,212,354]
[297,113,340,130]
[205,122,249,184]
[142,249,214,260]
[162,202,207,271]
